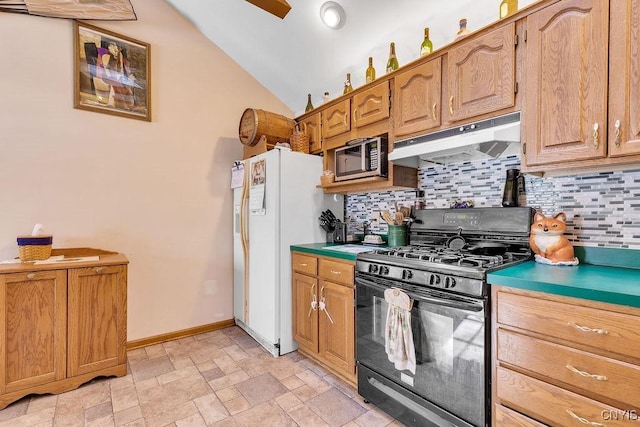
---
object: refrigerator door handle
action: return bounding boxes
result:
[240,161,250,323]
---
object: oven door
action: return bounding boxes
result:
[356,273,488,427]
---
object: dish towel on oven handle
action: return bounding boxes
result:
[384,288,416,375]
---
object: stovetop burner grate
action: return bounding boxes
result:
[369,246,517,270]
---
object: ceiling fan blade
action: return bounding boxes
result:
[245,0,290,19]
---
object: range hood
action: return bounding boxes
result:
[389,112,521,167]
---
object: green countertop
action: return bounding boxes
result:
[291,242,386,262]
[488,247,640,308]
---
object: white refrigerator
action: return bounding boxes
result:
[233,147,343,357]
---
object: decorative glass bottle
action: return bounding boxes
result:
[366,57,376,83]
[305,93,313,112]
[499,0,518,18]
[455,18,471,41]
[420,27,433,56]
[343,73,353,95]
[386,42,399,73]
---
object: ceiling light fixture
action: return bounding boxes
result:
[320,1,346,29]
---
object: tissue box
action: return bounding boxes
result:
[17,235,53,261]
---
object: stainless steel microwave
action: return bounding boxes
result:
[334,136,388,181]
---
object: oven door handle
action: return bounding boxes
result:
[356,276,484,313]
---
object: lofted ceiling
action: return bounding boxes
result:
[165,0,537,116]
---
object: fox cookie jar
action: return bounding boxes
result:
[529,212,579,265]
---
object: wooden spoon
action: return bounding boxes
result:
[395,211,404,225]
[381,210,394,225]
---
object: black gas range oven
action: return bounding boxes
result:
[355,207,534,427]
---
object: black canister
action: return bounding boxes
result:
[502,168,519,207]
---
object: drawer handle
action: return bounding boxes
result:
[565,364,608,381]
[27,273,36,279]
[329,269,342,275]
[300,263,308,267]
[565,409,606,427]
[95,267,105,274]
[569,322,608,335]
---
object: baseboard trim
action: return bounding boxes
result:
[126,319,236,350]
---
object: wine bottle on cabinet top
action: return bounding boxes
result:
[343,73,353,94]
[366,57,376,83]
[305,93,313,112]
[386,42,399,73]
[420,27,433,56]
[499,0,518,18]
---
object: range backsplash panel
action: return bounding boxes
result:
[345,156,640,249]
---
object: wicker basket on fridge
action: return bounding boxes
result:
[290,123,310,154]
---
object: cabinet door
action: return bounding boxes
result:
[322,99,351,139]
[300,114,322,154]
[523,0,608,166]
[67,265,127,377]
[393,58,442,137]
[608,0,640,157]
[352,81,390,129]
[446,23,516,123]
[318,281,354,376]
[292,273,318,352]
[0,270,66,393]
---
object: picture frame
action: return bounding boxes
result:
[74,21,151,121]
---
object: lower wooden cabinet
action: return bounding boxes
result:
[292,252,355,384]
[0,248,128,409]
[493,286,640,426]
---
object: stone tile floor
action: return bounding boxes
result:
[0,326,403,426]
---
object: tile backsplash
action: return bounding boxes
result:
[345,156,640,249]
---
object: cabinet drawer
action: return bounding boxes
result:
[292,253,317,275]
[497,367,629,427]
[318,259,354,285]
[494,404,546,427]
[496,290,640,362]
[497,328,640,409]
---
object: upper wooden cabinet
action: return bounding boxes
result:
[299,113,322,153]
[608,0,640,158]
[322,99,351,139]
[523,0,608,167]
[446,23,516,124]
[392,57,442,138]
[351,81,390,129]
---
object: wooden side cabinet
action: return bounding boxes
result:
[292,252,355,384]
[0,248,128,410]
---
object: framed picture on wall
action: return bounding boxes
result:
[74,21,151,121]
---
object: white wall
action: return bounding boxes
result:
[0,0,292,340]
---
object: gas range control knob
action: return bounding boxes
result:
[381,266,390,275]
[444,277,456,288]
[402,269,413,280]
[368,264,379,274]
[428,274,441,286]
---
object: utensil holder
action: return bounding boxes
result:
[387,225,407,247]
